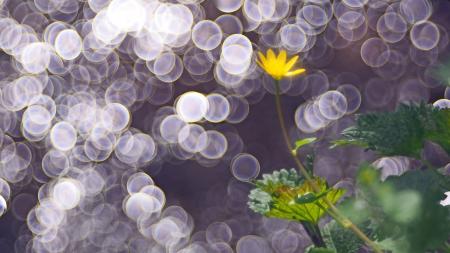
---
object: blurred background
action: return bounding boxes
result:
[0,0,448,252]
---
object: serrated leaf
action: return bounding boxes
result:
[332,103,450,157]
[321,220,366,253]
[293,137,317,155]
[266,178,345,223]
[249,171,346,224]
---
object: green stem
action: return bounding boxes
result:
[302,221,326,248]
[273,80,383,253]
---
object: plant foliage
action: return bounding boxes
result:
[338,165,450,253]
[306,246,336,253]
[321,220,366,253]
[332,103,450,157]
[248,169,345,224]
[292,137,317,155]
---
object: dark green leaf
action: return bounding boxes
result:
[295,192,318,204]
[343,165,450,253]
[332,104,450,157]
[295,189,331,204]
[321,220,366,253]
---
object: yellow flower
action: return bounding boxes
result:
[257,49,306,80]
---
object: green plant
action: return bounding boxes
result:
[306,247,336,253]
[338,165,450,253]
[248,71,450,252]
[332,103,450,157]
[321,220,367,253]
[248,169,345,247]
[248,169,345,224]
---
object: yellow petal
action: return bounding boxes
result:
[277,50,287,65]
[284,55,299,72]
[284,68,306,77]
[267,49,276,62]
[258,51,267,66]
[256,60,265,70]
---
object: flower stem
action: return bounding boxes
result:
[273,80,383,253]
[302,221,326,248]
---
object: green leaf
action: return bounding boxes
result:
[295,192,317,204]
[248,170,345,224]
[383,170,450,252]
[344,165,450,253]
[295,189,331,204]
[306,246,336,253]
[329,138,368,149]
[385,169,450,202]
[292,137,317,155]
[321,220,366,253]
[267,178,345,224]
[332,103,450,157]
[377,237,410,253]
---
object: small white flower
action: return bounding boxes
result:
[440,191,450,206]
